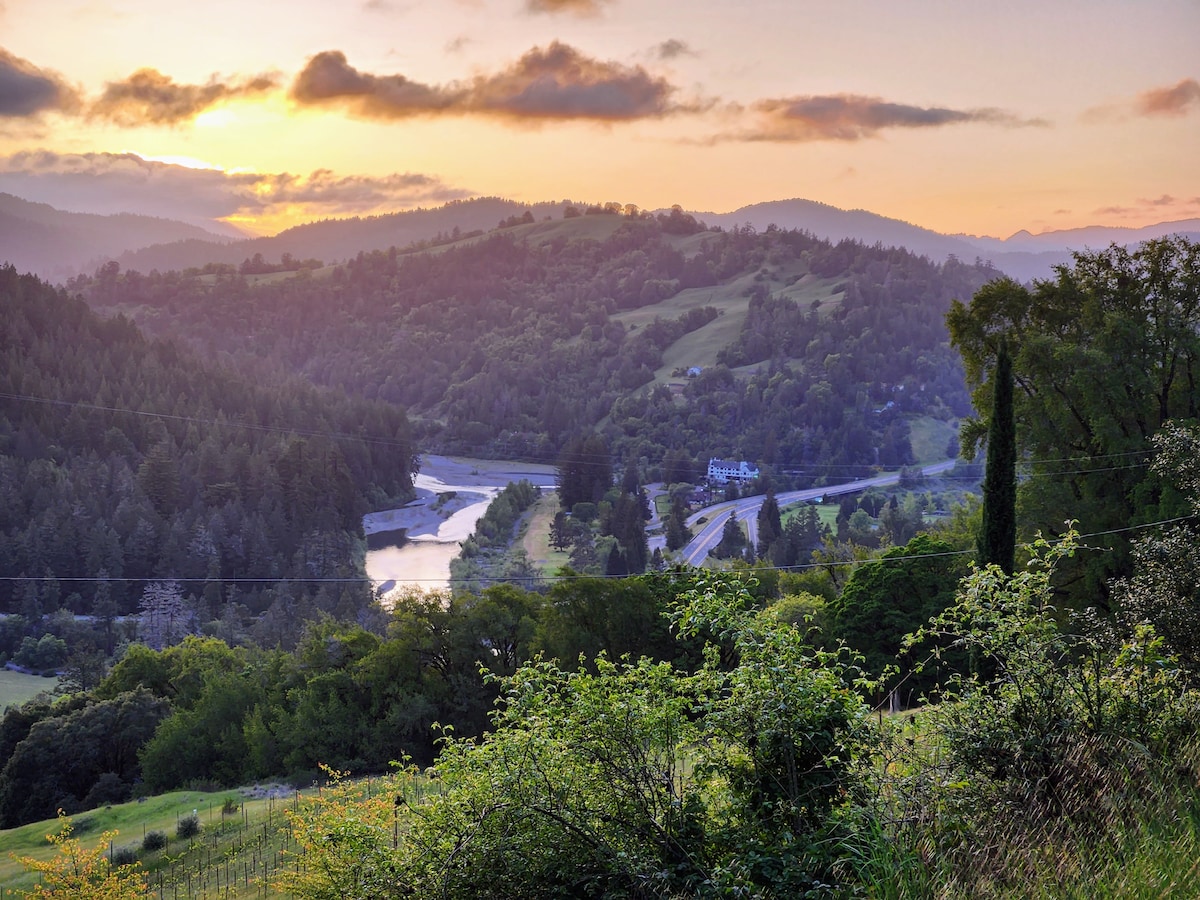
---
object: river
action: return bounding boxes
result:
[363,455,557,600]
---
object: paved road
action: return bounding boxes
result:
[671,460,956,566]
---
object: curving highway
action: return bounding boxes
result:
[665,460,956,566]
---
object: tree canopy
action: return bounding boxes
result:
[947,236,1200,598]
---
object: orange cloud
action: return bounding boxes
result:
[291,42,681,122]
[0,150,469,222]
[90,68,280,125]
[0,47,81,118]
[1135,78,1200,117]
[719,93,1047,142]
[525,0,613,15]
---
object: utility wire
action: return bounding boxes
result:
[0,390,411,451]
[0,389,1161,475]
[3,514,1193,586]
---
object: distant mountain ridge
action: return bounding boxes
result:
[693,199,984,263]
[3,190,1198,284]
[698,200,1200,281]
[0,193,236,280]
[956,218,1200,253]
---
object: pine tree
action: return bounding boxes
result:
[977,340,1016,574]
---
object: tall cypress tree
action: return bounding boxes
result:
[978,340,1016,574]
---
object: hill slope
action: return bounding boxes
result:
[0,264,414,628]
[80,209,998,478]
[0,193,236,280]
[115,197,579,274]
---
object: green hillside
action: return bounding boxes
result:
[81,209,996,479]
[0,786,299,897]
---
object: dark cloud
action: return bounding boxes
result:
[0,150,469,225]
[291,42,680,122]
[718,93,1046,142]
[525,0,613,16]
[654,39,695,60]
[89,68,280,125]
[0,47,81,117]
[1135,78,1200,117]
[291,50,464,116]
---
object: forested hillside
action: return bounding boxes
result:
[79,208,1000,475]
[0,265,415,633]
[113,197,573,275]
[0,193,238,281]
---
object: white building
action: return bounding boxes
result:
[707,458,760,484]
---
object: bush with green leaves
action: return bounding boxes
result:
[175,814,200,839]
[141,830,167,853]
[885,528,1200,891]
[282,574,880,899]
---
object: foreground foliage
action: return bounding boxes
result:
[16,814,147,898]
[282,576,878,898]
[281,542,1200,898]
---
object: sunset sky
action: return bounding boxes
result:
[1,0,1196,237]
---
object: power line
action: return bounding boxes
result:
[0,388,1161,478]
[0,390,411,451]
[4,514,1193,587]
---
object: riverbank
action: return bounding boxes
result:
[363,455,557,597]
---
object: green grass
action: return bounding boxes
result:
[0,786,312,897]
[781,501,839,531]
[0,669,58,711]
[610,269,846,390]
[521,490,571,575]
[909,415,958,465]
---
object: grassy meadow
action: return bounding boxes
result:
[520,489,571,576]
[0,670,58,712]
[0,786,307,898]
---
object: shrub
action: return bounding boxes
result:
[111,846,139,866]
[280,574,880,898]
[141,830,167,853]
[176,814,201,839]
[222,796,239,815]
[17,815,147,898]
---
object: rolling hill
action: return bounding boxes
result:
[0,193,238,280]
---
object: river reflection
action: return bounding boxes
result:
[363,457,556,602]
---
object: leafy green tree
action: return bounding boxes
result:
[0,690,169,826]
[908,529,1200,821]
[1113,422,1200,676]
[831,533,965,698]
[710,512,747,559]
[549,510,571,551]
[664,494,692,552]
[948,237,1200,599]
[557,433,612,508]
[282,574,878,898]
[532,575,678,666]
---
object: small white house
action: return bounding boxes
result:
[707,458,760,484]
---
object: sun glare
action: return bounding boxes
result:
[134,153,222,171]
[194,108,238,129]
